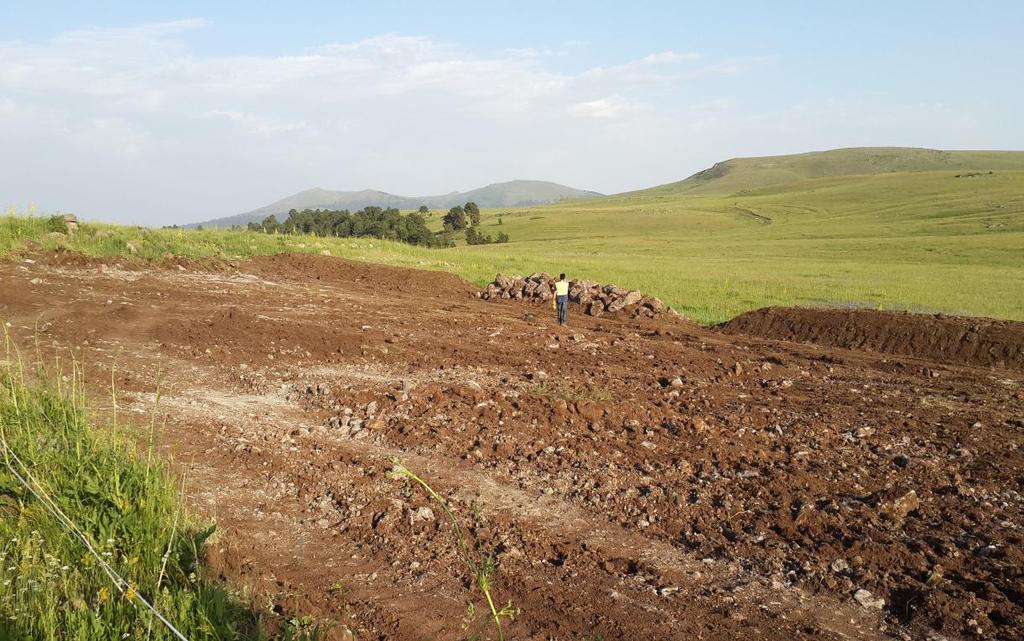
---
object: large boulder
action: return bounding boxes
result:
[588,300,606,316]
[495,273,512,289]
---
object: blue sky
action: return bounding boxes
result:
[1,1,1021,224]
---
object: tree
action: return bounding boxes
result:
[497,231,510,244]
[261,214,280,234]
[418,205,429,214]
[465,201,481,226]
[497,216,503,225]
[443,206,467,231]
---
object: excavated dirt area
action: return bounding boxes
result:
[1,252,1022,641]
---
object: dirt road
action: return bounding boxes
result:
[2,252,1021,640]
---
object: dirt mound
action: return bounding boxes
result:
[480,272,672,319]
[723,306,1024,369]
[243,253,477,298]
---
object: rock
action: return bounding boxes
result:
[495,273,512,289]
[881,490,919,523]
[831,558,849,573]
[588,301,605,317]
[606,297,629,313]
[854,589,885,610]
[365,401,379,417]
[529,370,549,381]
[669,376,685,388]
[691,417,708,433]
[855,426,875,438]
[411,506,435,523]
[622,290,643,307]
[641,296,666,313]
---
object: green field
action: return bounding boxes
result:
[4,147,1023,324]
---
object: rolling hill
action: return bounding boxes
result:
[624,147,1024,198]
[193,180,601,228]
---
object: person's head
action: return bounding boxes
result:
[559,273,566,281]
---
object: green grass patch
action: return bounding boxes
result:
[0,348,322,640]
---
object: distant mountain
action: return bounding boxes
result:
[192,180,601,228]
[628,147,1024,197]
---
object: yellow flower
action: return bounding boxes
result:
[97,586,110,605]
[124,582,137,602]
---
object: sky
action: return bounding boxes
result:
[1,1,1022,226]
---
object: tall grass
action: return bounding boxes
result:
[0,341,321,640]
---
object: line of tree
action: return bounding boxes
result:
[249,206,443,247]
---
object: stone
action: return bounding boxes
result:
[622,290,643,307]
[854,589,885,610]
[588,301,605,317]
[606,297,629,313]
[411,506,435,522]
[882,490,920,522]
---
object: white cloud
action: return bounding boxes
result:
[0,21,1004,225]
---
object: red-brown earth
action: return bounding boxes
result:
[1,252,1022,641]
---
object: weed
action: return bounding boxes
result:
[388,461,517,640]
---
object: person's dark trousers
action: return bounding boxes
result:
[556,294,569,325]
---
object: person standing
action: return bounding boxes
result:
[553,273,570,326]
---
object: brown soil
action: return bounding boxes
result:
[2,252,1022,641]
[724,306,1024,371]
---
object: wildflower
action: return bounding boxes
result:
[97,586,110,605]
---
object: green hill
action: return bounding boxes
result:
[5,147,1024,324]
[628,147,1024,197]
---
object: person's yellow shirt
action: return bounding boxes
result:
[555,280,569,296]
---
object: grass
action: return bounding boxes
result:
[3,148,1023,324]
[0,339,322,640]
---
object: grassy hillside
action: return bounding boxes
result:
[4,148,1023,324]
[636,147,1024,196]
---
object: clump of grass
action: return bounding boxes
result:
[388,461,517,640]
[0,339,322,640]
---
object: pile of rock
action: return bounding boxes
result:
[479,273,671,318]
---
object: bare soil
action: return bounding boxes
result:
[1,252,1022,641]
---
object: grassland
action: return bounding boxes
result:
[0,349,321,640]
[4,147,1023,324]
